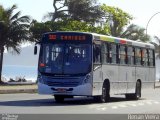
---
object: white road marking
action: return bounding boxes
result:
[128,104,137,107]
[112,106,118,109]
[146,101,152,105]
[89,100,160,111]
[101,107,107,110]
[137,103,144,106]
[118,104,127,108]
[154,101,159,104]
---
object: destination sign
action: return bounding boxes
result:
[48,34,86,41]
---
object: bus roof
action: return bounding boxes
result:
[91,32,155,49]
[43,31,155,49]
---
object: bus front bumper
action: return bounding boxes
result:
[38,82,92,96]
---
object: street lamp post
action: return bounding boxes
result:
[146,12,160,81]
[146,12,160,36]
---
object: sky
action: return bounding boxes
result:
[1,0,160,37]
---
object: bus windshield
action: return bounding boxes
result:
[39,43,92,75]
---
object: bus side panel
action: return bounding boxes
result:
[101,65,119,95]
[136,66,151,89]
[126,66,136,93]
[92,67,103,95]
[118,66,128,94]
[149,67,155,88]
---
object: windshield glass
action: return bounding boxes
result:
[39,43,91,75]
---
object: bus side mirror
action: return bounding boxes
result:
[34,46,37,55]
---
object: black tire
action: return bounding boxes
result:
[94,82,110,103]
[54,95,64,103]
[134,81,141,99]
[125,94,133,100]
[125,81,141,100]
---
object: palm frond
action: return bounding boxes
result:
[10,11,21,21]
[0,4,31,54]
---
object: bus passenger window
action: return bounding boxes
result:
[110,44,117,64]
[149,50,155,66]
[135,48,141,65]
[105,43,110,63]
[141,49,148,66]
[93,44,101,64]
[127,47,133,65]
[120,45,127,65]
[107,43,117,64]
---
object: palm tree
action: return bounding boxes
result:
[0,5,31,83]
[120,24,150,42]
[152,36,160,59]
[150,36,160,81]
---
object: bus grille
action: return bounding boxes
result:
[45,81,79,87]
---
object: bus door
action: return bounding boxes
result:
[92,41,103,95]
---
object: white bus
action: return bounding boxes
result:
[34,31,155,103]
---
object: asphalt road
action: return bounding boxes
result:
[0,88,160,115]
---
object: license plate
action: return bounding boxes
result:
[57,88,66,93]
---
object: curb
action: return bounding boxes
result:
[0,89,37,94]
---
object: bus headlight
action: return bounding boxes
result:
[82,73,91,84]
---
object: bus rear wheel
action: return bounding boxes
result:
[134,81,141,99]
[125,81,141,100]
[54,95,64,103]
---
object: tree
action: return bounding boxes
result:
[0,5,31,83]
[30,20,52,42]
[44,0,68,21]
[101,4,150,42]
[121,24,150,42]
[67,0,103,23]
[151,36,160,59]
[45,0,103,24]
[30,19,110,42]
[101,4,132,36]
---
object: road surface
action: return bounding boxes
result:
[0,88,160,115]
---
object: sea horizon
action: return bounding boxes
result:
[2,65,38,82]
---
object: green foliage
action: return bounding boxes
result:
[32,2,150,42]
[67,0,103,23]
[48,0,103,24]
[30,19,110,42]
[101,4,133,36]
[0,4,31,53]
[121,24,150,42]
[101,4,149,42]
[30,20,52,42]
[0,4,31,83]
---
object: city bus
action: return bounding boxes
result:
[34,31,155,103]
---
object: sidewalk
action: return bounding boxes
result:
[0,84,37,94]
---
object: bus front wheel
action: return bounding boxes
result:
[94,82,110,103]
[54,95,64,103]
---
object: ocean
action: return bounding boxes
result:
[2,65,37,82]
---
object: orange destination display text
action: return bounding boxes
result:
[61,35,86,40]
